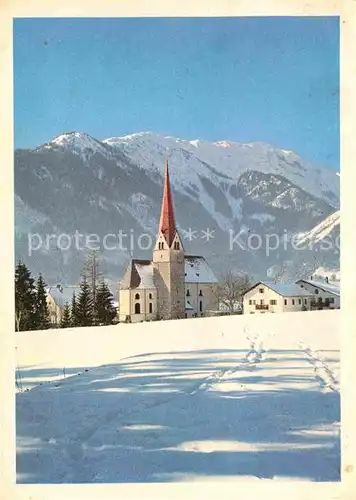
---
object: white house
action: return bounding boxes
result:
[46,285,81,325]
[243,281,313,314]
[295,278,340,309]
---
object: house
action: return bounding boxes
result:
[118,160,219,323]
[295,277,340,309]
[46,284,81,325]
[243,281,313,314]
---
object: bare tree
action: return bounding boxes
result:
[272,262,289,283]
[81,250,103,324]
[215,270,251,314]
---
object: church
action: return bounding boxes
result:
[118,161,219,322]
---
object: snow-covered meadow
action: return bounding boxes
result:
[16,310,340,483]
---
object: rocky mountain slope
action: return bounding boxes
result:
[15,131,340,287]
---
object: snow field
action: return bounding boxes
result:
[16,310,340,483]
[15,310,339,391]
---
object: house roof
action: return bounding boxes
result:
[184,255,218,284]
[296,279,340,297]
[244,281,314,298]
[46,285,81,308]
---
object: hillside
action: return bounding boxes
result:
[15,131,340,286]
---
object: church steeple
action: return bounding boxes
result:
[158,160,177,247]
[153,159,185,320]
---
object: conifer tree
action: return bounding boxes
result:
[71,292,78,327]
[95,279,117,325]
[15,261,37,331]
[34,274,51,330]
[60,302,72,328]
[76,276,94,326]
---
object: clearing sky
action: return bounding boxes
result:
[14,17,339,170]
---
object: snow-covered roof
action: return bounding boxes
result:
[296,279,340,297]
[120,259,156,290]
[245,281,313,298]
[120,255,218,289]
[184,255,218,284]
[46,285,81,308]
[134,261,156,289]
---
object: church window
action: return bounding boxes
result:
[174,241,180,250]
[135,303,141,314]
[199,300,203,312]
[135,293,140,300]
[149,293,152,299]
[199,289,203,296]
[149,303,153,314]
[186,290,190,296]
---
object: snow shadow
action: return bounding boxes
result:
[16,349,340,483]
[16,366,89,391]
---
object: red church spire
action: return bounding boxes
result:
[158,159,177,247]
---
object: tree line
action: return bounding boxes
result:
[15,252,117,331]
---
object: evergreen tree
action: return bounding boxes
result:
[95,280,117,325]
[76,277,94,327]
[34,274,51,330]
[15,261,37,331]
[60,302,72,328]
[70,292,78,327]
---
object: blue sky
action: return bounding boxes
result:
[14,17,339,170]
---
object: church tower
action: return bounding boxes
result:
[153,160,185,320]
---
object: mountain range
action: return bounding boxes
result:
[15,131,340,289]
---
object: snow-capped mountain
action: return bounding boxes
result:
[15,131,340,285]
[103,132,339,209]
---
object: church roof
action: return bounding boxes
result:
[120,259,155,290]
[184,255,218,284]
[158,160,177,247]
[120,255,218,290]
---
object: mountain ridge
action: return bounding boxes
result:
[14,130,340,286]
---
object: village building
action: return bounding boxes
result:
[243,281,313,314]
[295,277,340,309]
[46,284,81,325]
[118,161,219,323]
